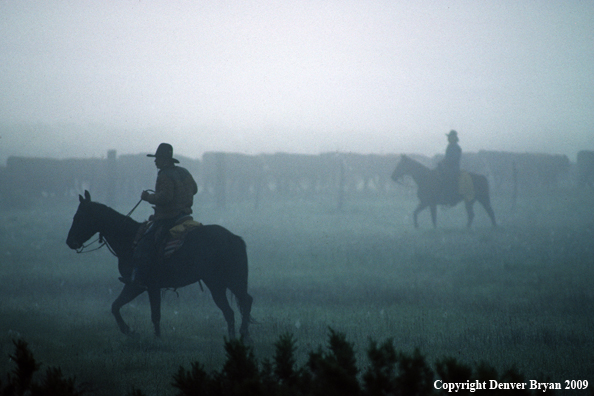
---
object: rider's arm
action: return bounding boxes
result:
[144,172,175,205]
[189,175,198,196]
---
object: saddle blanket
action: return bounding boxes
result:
[458,171,475,202]
[164,218,202,258]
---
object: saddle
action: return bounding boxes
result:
[436,169,475,203]
[163,217,202,258]
[458,171,475,202]
[134,216,202,260]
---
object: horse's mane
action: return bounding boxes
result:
[402,155,432,173]
[88,201,141,236]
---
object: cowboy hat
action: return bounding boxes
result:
[147,143,180,163]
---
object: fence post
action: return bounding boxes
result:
[215,152,226,209]
[511,161,517,212]
[106,150,117,207]
[337,157,345,211]
[254,158,263,210]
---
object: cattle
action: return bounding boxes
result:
[201,152,263,207]
[471,151,570,195]
[1,149,578,210]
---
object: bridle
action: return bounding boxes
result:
[392,173,415,189]
[74,191,153,256]
[75,235,110,255]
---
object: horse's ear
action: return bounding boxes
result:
[84,190,91,202]
[79,194,84,203]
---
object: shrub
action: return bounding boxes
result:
[1,339,84,396]
[4,331,566,396]
[306,328,360,396]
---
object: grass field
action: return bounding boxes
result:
[1,188,593,395]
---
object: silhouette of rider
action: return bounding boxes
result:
[437,130,461,205]
[121,143,198,287]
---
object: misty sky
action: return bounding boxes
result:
[1,1,593,162]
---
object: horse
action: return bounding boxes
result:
[391,155,496,228]
[66,191,253,341]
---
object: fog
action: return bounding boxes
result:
[1,1,593,163]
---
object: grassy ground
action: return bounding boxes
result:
[1,188,593,395]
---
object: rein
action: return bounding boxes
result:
[75,235,108,254]
[75,192,153,256]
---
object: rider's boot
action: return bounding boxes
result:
[120,234,154,289]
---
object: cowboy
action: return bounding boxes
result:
[437,130,462,205]
[122,143,198,287]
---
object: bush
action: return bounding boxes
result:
[170,328,560,396]
[5,331,572,396]
[1,339,84,396]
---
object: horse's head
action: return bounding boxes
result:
[66,190,99,250]
[391,155,411,182]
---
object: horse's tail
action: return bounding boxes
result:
[233,235,249,290]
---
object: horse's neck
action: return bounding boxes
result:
[406,159,432,182]
[93,204,139,251]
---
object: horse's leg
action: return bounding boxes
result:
[147,287,162,337]
[430,204,437,228]
[474,176,497,227]
[210,285,236,339]
[112,285,145,336]
[465,200,475,228]
[413,203,427,228]
[235,290,253,342]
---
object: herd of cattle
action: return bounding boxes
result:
[0,150,592,209]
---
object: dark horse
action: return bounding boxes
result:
[391,155,496,228]
[66,191,253,340]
